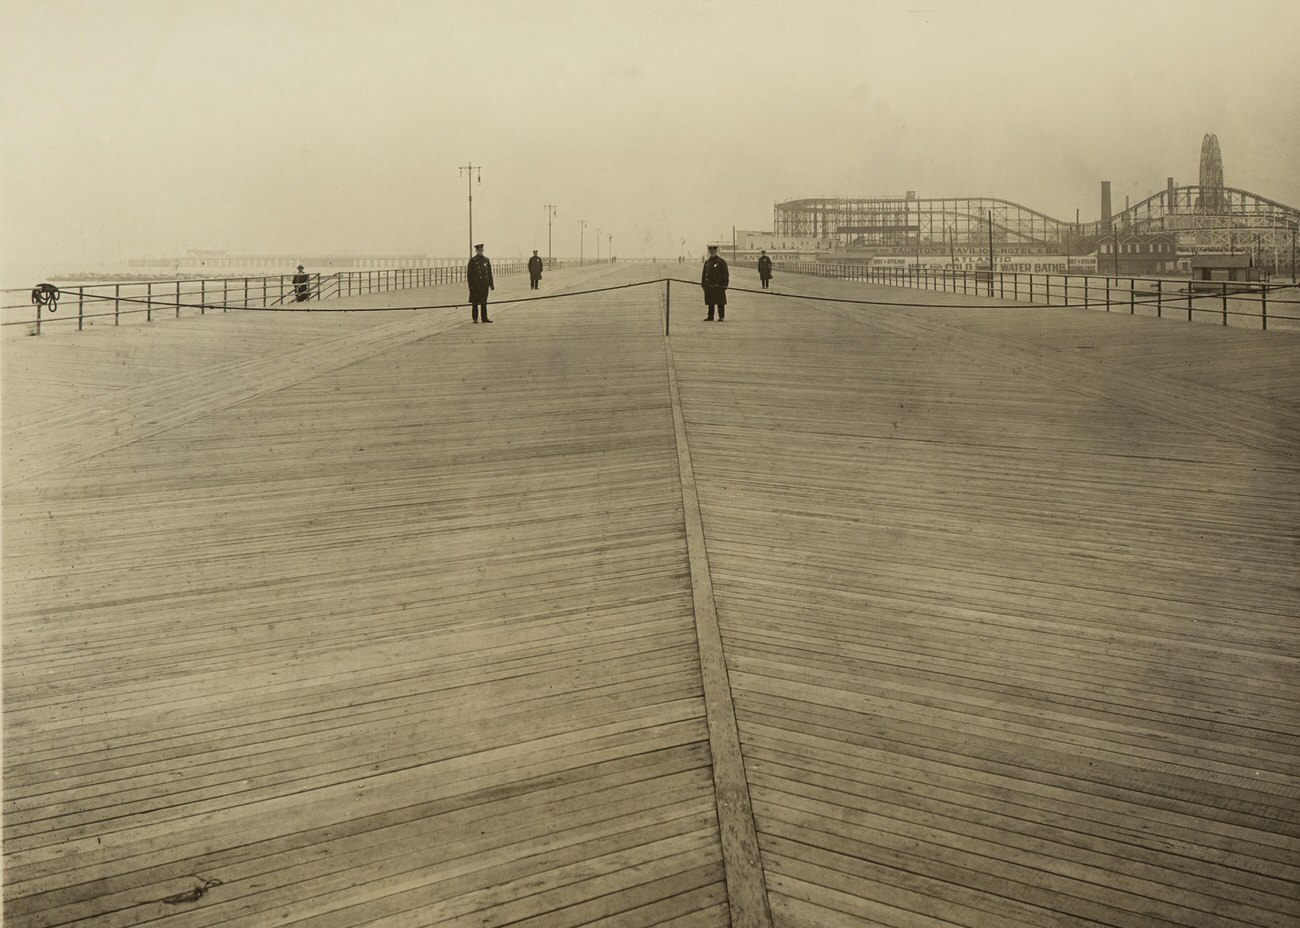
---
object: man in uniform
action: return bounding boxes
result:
[757,250,773,289]
[527,250,544,290]
[701,244,729,321]
[467,243,494,323]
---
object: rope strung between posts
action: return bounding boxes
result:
[10,276,1299,325]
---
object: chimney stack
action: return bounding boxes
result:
[1101,181,1112,231]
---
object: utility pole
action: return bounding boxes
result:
[608,233,613,262]
[1292,222,1297,283]
[987,211,995,296]
[596,228,602,262]
[458,163,481,255]
[544,203,558,265]
[577,219,587,264]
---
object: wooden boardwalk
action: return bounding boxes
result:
[4,263,1298,927]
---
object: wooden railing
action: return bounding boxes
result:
[2,263,525,334]
[751,261,1300,330]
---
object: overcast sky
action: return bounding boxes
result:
[3,0,1298,277]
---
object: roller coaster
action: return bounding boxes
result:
[773,137,1299,271]
[774,189,1298,263]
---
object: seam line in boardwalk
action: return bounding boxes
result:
[663,335,774,928]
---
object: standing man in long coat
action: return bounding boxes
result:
[292,264,311,302]
[757,250,773,289]
[527,250,544,290]
[701,244,729,321]
[467,243,494,323]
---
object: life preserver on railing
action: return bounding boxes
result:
[31,283,60,311]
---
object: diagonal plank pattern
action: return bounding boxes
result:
[4,263,1299,927]
[670,275,1300,927]
[4,267,729,927]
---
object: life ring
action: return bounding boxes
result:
[31,283,60,311]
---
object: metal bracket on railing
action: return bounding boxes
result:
[31,282,60,312]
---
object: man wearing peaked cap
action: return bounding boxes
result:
[467,243,494,323]
[701,245,729,321]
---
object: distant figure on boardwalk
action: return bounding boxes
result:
[757,250,773,289]
[701,245,729,321]
[528,250,543,290]
[292,265,311,302]
[467,244,494,323]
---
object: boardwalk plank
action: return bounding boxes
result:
[5,264,1298,928]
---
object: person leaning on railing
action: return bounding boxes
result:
[292,264,311,302]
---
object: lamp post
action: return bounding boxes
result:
[458,163,481,255]
[544,203,557,265]
[577,219,587,264]
[1292,222,1297,283]
[986,211,995,296]
[1101,232,1120,278]
[608,233,613,262]
[596,227,602,262]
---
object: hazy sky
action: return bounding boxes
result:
[3,0,1298,276]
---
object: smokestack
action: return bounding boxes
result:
[1101,181,1112,231]
[1167,176,1176,211]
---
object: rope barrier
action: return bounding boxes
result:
[6,275,1298,328]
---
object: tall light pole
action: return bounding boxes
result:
[987,211,995,297]
[458,163,481,255]
[608,233,613,262]
[1292,221,1297,283]
[544,203,557,265]
[596,228,602,262]
[577,219,588,264]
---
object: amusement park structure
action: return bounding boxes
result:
[770,135,1299,274]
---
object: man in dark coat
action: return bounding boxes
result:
[701,244,729,321]
[757,250,773,289]
[467,243,494,323]
[527,250,543,290]
[292,264,311,302]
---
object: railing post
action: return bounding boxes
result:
[78,286,85,331]
[147,281,154,322]
[175,281,181,318]
[114,283,121,326]
[223,278,229,311]
[1261,284,1268,331]
[1156,279,1162,318]
[1221,281,1228,325]
[1064,274,1070,307]
[200,279,206,315]
[665,278,671,336]
[1187,284,1193,321]
[1130,278,1135,314]
[1105,278,1110,311]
